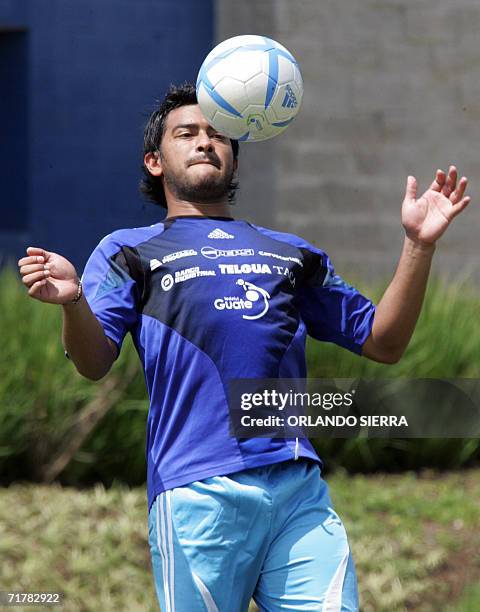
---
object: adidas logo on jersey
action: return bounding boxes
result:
[207,228,234,239]
[150,258,162,271]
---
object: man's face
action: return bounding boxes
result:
[154,104,237,204]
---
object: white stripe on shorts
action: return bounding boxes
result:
[157,493,173,612]
[192,571,219,612]
[322,545,350,612]
[165,490,175,610]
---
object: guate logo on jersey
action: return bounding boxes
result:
[214,280,271,320]
[207,228,234,239]
[201,246,254,260]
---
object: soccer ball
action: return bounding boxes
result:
[196,35,303,142]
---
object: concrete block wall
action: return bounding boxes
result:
[217,0,480,284]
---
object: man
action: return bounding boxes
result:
[18,83,470,611]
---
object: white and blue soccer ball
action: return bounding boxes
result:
[196,35,303,142]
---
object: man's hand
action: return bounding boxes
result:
[18,246,80,304]
[363,165,472,364]
[402,166,471,246]
[18,246,117,379]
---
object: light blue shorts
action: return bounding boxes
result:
[148,459,358,611]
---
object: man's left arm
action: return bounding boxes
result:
[362,165,471,364]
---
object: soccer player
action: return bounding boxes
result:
[18,84,471,611]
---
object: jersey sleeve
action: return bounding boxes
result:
[296,249,376,354]
[81,234,141,357]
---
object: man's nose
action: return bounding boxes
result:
[195,132,214,153]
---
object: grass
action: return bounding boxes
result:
[449,584,480,612]
[1,470,479,611]
[330,470,480,611]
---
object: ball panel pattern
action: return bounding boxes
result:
[197,35,303,141]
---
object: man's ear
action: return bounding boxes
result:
[233,158,239,178]
[144,151,163,177]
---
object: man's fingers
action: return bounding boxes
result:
[428,169,445,192]
[28,279,47,297]
[405,175,417,201]
[26,246,49,260]
[449,196,471,220]
[443,166,457,197]
[450,176,468,204]
[18,255,45,266]
[22,270,50,287]
[19,263,46,276]
[21,246,49,268]
[456,195,471,210]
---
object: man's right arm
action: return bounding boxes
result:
[62,294,117,380]
[18,246,117,381]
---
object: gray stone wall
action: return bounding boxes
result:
[216,0,480,284]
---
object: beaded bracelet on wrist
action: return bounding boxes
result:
[69,280,83,305]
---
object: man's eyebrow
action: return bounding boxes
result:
[171,123,218,133]
[171,123,200,132]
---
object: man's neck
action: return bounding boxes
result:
[165,201,233,220]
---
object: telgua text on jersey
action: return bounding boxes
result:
[219,263,272,275]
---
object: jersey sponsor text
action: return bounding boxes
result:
[162,249,198,264]
[201,246,254,260]
[258,250,303,267]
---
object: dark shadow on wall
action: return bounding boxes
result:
[0,29,29,232]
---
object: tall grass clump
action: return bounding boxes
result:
[0,267,148,486]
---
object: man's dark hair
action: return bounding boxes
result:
[140,83,239,209]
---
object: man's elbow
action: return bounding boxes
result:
[362,339,404,364]
[66,352,114,380]
[377,349,403,365]
[64,338,117,381]
[76,363,112,381]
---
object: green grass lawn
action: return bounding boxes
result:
[330,470,480,611]
[449,584,480,612]
[1,470,479,611]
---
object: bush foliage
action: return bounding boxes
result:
[1,267,479,485]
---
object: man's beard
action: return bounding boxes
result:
[162,163,234,204]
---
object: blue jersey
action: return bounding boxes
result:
[82,216,375,510]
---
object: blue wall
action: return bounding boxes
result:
[0,0,213,269]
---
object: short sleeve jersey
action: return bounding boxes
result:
[82,216,376,510]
